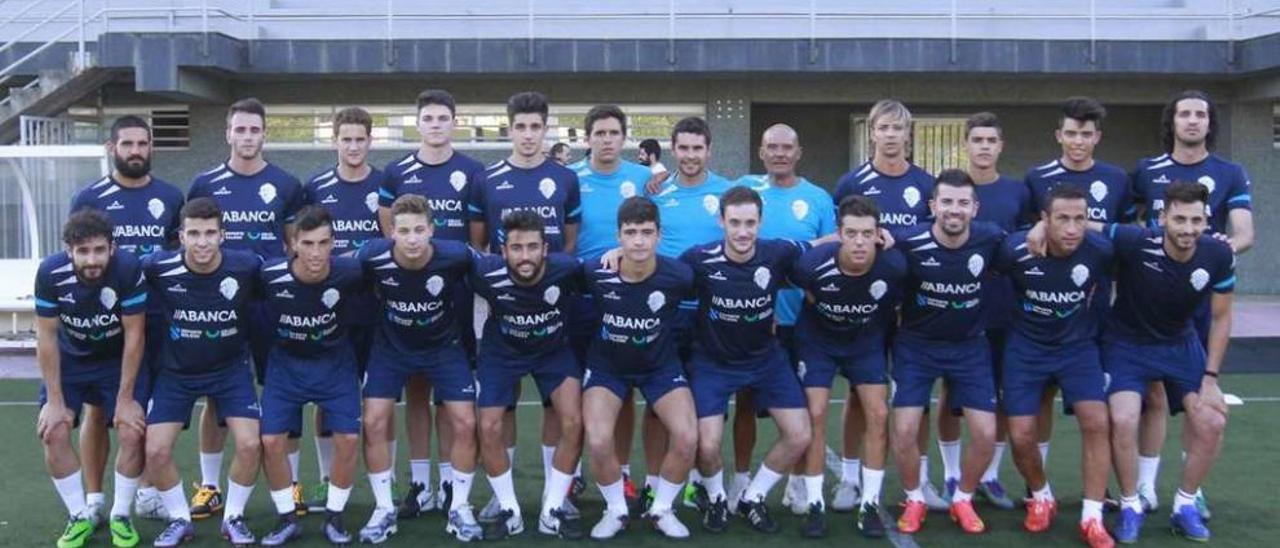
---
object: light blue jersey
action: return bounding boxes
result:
[651,170,739,259]
[574,159,654,261]
[739,174,836,326]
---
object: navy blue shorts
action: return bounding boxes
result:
[1103,335,1206,415]
[688,347,805,418]
[146,360,260,427]
[583,361,689,406]
[37,356,150,428]
[891,335,995,412]
[1001,333,1105,416]
[476,346,580,408]
[796,339,888,389]
[363,342,475,402]
[261,348,361,436]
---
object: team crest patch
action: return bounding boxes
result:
[544,285,561,305]
[99,287,118,310]
[797,360,807,381]
[754,266,771,290]
[791,199,809,220]
[1071,264,1090,287]
[450,170,468,192]
[321,288,340,309]
[219,277,240,301]
[870,280,887,300]
[147,198,165,220]
[259,183,277,204]
[648,290,666,313]
[539,178,557,199]
[703,194,719,215]
[1190,268,1209,291]
[903,186,921,208]
[968,254,985,277]
[365,192,379,213]
[1089,180,1107,202]
[620,181,637,198]
[426,275,444,297]
[1197,175,1216,194]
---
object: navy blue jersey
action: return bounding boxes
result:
[471,253,581,360]
[833,161,935,229]
[188,162,304,259]
[996,231,1114,348]
[584,256,694,374]
[355,238,473,353]
[974,175,1033,330]
[897,222,1005,342]
[143,249,261,374]
[680,239,808,366]
[1104,224,1235,343]
[303,166,385,253]
[379,151,485,242]
[70,176,185,256]
[1131,153,1252,234]
[259,256,365,359]
[1025,159,1133,223]
[34,250,147,363]
[469,159,582,253]
[790,243,907,355]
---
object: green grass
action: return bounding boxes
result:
[2,374,1278,547]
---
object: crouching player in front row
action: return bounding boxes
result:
[36,209,149,548]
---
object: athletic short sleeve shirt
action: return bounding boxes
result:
[187,162,303,259]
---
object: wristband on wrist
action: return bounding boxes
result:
[1204,371,1220,378]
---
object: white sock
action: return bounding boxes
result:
[159,483,191,522]
[620,464,632,478]
[644,474,660,490]
[450,471,474,511]
[1031,482,1054,502]
[904,486,924,503]
[918,456,931,485]
[952,489,974,503]
[86,492,105,508]
[224,480,254,521]
[704,470,726,502]
[541,445,556,481]
[651,477,683,513]
[939,439,962,482]
[111,472,140,518]
[489,469,520,513]
[841,458,861,487]
[1081,499,1103,523]
[1038,442,1050,465]
[542,468,573,515]
[861,468,885,505]
[270,487,294,515]
[369,470,394,510]
[1137,455,1160,491]
[287,450,300,484]
[575,459,583,477]
[733,471,751,489]
[506,446,516,467]
[52,470,87,518]
[315,436,334,481]
[804,475,824,506]
[599,480,627,515]
[982,442,1005,482]
[410,459,432,488]
[742,464,783,503]
[199,452,222,489]
[326,484,351,513]
[689,468,703,485]
[1121,494,1142,513]
[438,462,454,490]
[388,440,398,478]
[1172,489,1196,513]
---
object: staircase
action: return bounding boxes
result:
[0,61,115,144]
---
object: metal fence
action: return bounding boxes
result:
[0,144,106,260]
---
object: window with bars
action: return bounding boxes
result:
[850,115,970,174]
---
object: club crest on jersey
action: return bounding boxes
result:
[99,287,118,310]
[620,181,637,198]
[1190,268,1209,291]
[426,275,444,297]
[648,290,666,313]
[259,183,277,204]
[870,280,887,300]
[321,288,340,309]
[538,177,557,199]
[365,192,379,213]
[1071,264,1090,287]
[968,254,985,278]
[450,170,468,193]
[797,360,807,381]
[544,285,561,305]
[702,194,719,215]
[219,277,240,301]
[754,266,771,290]
[1197,175,1216,194]
[148,198,165,220]
[1089,180,1107,202]
[791,199,809,220]
[903,186,921,208]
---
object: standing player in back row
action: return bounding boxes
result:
[186,98,304,520]
[832,99,944,512]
